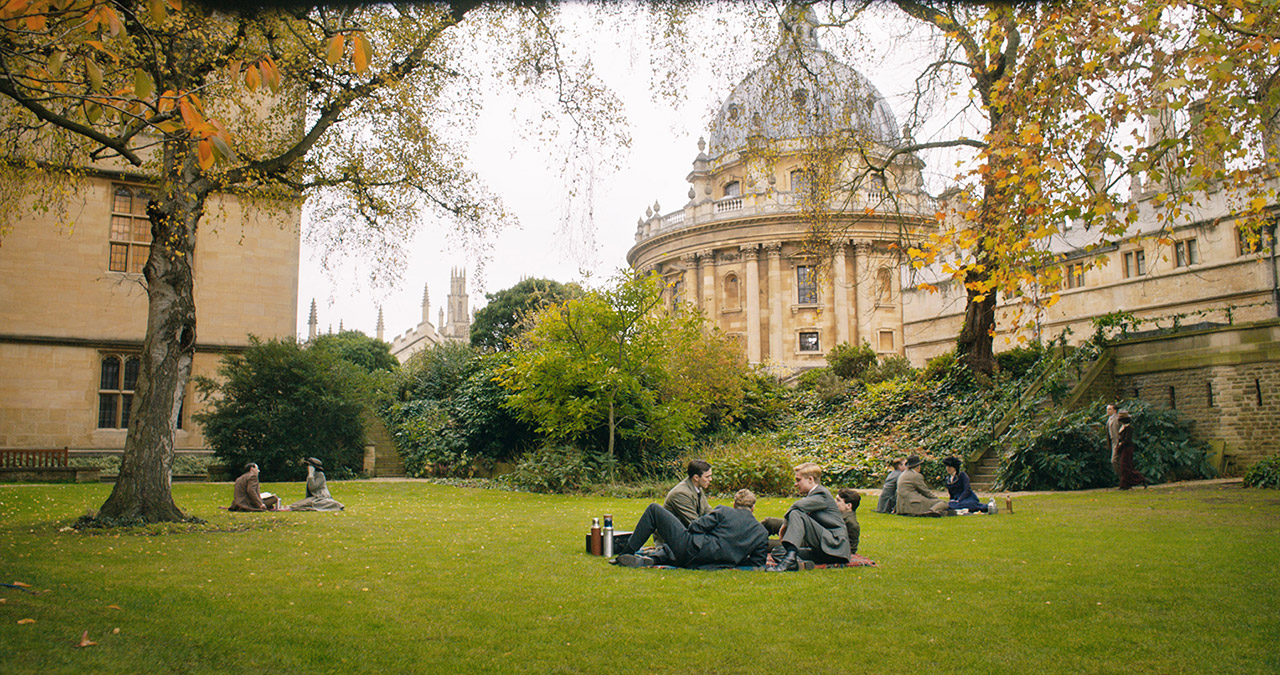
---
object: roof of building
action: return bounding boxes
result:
[706,9,901,158]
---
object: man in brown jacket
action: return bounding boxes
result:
[229,463,280,512]
[894,455,947,516]
[663,460,712,526]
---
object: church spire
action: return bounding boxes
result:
[308,298,318,340]
[421,282,430,324]
[376,306,384,341]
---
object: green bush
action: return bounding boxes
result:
[918,350,957,382]
[194,337,367,482]
[1243,456,1280,489]
[696,437,796,496]
[995,342,1045,380]
[503,444,596,493]
[862,354,916,384]
[826,341,877,380]
[996,400,1215,491]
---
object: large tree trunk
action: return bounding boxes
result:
[955,269,997,376]
[97,155,207,523]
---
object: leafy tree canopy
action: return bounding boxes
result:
[310,330,398,374]
[470,277,582,351]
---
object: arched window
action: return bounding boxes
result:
[796,266,818,305]
[98,354,140,429]
[790,170,811,193]
[724,273,741,311]
[723,181,741,198]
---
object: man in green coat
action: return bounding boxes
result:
[895,455,948,516]
[663,459,712,526]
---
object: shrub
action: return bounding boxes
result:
[504,444,597,493]
[862,354,916,384]
[696,437,796,496]
[1243,456,1280,489]
[795,367,854,404]
[995,342,1045,380]
[194,337,367,482]
[996,400,1215,491]
[826,340,877,379]
[918,350,957,382]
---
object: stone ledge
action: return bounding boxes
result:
[0,467,100,483]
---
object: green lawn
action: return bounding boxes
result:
[1,481,1277,674]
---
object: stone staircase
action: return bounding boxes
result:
[967,346,1115,491]
[362,413,406,478]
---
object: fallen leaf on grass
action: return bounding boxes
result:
[11,581,31,587]
[107,604,122,610]
[18,618,36,624]
[112,628,120,634]
[76,630,98,647]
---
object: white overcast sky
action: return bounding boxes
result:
[294,5,972,341]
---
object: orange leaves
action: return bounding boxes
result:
[17,618,36,624]
[327,33,345,64]
[326,31,373,73]
[76,630,98,647]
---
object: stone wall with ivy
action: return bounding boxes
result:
[1111,318,1280,472]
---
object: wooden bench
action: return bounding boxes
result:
[0,448,100,483]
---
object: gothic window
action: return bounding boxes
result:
[799,331,820,352]
[723,181,741,198]
[109,184,153,274]
[98,354,140,429]
[796,266,818,305]
[723,273,741,311]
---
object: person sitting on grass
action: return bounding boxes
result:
[287,457,344,512]
[894,455,947,517]
[942,456,989,513]
[664,459,712,527]
[615,490,769,569]
[876,457,906,514]
[836,488,861,555]
[229,462,284,512]
[768,463,850,572]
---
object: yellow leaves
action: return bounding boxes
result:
[1045,293,1060,308]
[47,50,64,77]
[134,69,154,99]
[84,58,103,91]
[907,247,925,260]
[917,282,939,293]
[17,618,35,624]
[1249,197,1267,211]
[327,33,345,64]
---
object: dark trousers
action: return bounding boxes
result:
[624,503,691,565]
[779,510,845,564]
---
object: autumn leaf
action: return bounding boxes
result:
[134,69,154,99]
[244,64,260,92]
[327,34,345,64]
[353,33,372,73]
[76,630,98,647]
[197,139,214,170]
[85,58,103,91]
[107,604,122,610]
[148,0,167,24]
[17,618,35,624]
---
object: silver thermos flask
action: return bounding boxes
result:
[602,513,614,557]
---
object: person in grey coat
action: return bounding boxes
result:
[615,492,769,569]
[287,457,344,512]
[876,457,906,513]
[768,462,850,571]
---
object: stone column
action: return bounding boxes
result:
[764,242,784,363]
[699,249,717,322]
[832,240,851,345]
[741,243,762,363]
[680,253,698,309]
[853,242,873,347]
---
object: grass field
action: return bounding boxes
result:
[1,480,1277,674]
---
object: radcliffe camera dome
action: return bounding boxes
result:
[707,10,901,157]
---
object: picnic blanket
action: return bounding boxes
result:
[623,548,878,571]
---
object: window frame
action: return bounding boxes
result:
[796,265,818,305]
[722,181,741,198]
[798,331,820,353]
[108,184,154,274]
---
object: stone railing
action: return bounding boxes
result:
[715,197,743,213]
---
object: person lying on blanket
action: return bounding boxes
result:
[614,489,769,569]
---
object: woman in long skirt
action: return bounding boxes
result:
[288,457,345,511]
[1115,410,1147,489]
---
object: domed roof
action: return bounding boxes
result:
[707,11,901,157]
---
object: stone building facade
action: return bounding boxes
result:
[628,12,934,371]
[0,177,301,452]
[389,267,471,363]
